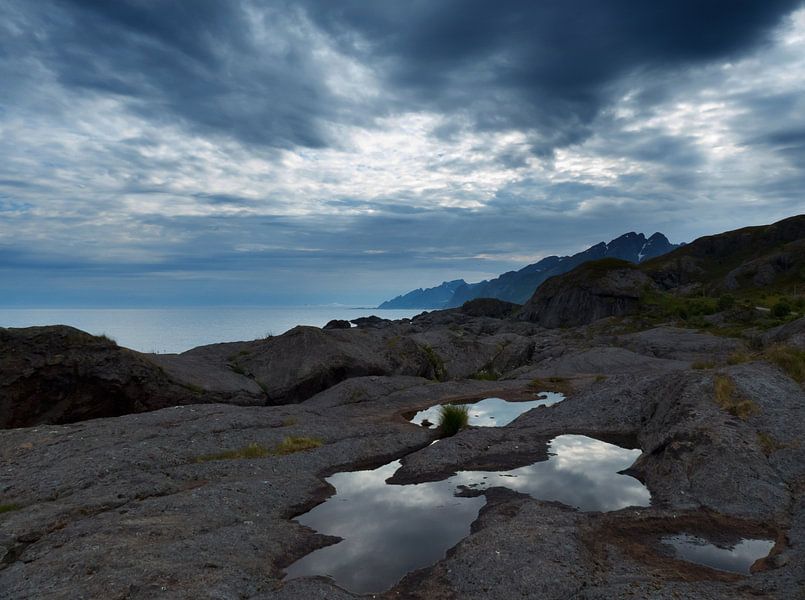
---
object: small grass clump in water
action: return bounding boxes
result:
[713,374,758,420]
[195,437,323,462]
[439,404,469,437]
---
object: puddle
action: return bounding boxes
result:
[662,534,774,574]
[410,393,564,428]
[285,434,648,594]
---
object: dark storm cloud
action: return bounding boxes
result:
[2,0,801,154]
[2,0,345,149]
[302,0,802,154]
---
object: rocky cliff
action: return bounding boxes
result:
[518,259,657,327]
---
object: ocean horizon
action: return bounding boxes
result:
[0,306,422,354]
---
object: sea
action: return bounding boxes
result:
[0,307,423,354]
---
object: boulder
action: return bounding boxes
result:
[0,326,198,428]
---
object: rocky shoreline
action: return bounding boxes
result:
[1,303,803,598]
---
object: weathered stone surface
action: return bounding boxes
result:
[616,326,745,361]
[0,326,201,428]
[1,319,803,599]
[322,319,351,330]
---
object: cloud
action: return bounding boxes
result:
[1,1,804,306]
[301,0,803,154]
[1,0,368,150]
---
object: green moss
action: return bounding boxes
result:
[0,503,21,514]
[691,360,716,370]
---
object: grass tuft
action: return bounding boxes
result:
[764,344,805,385]
[438,404,469,437]
[422,345,447,381]
[0,503,21,514]
[274,436,323,455]
[229,362,247,375]
[691,360,716,370]
[195,436,322,462]
[757,432,779,456]
[713,374,758,420]
[196,442,271,462]
[726,351,752,365]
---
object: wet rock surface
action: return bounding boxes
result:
[1,315,803,599]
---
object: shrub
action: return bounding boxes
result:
[771,301,791,318]
[717,294,736,311]
[438,404,469,437]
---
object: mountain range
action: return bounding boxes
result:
[378,231,680,309]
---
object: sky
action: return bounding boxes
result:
[1,0,804,307]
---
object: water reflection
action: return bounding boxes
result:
[285,434,648,594]
[455,435,649,512]
[410,393,564,428]
[663,534,774,574]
